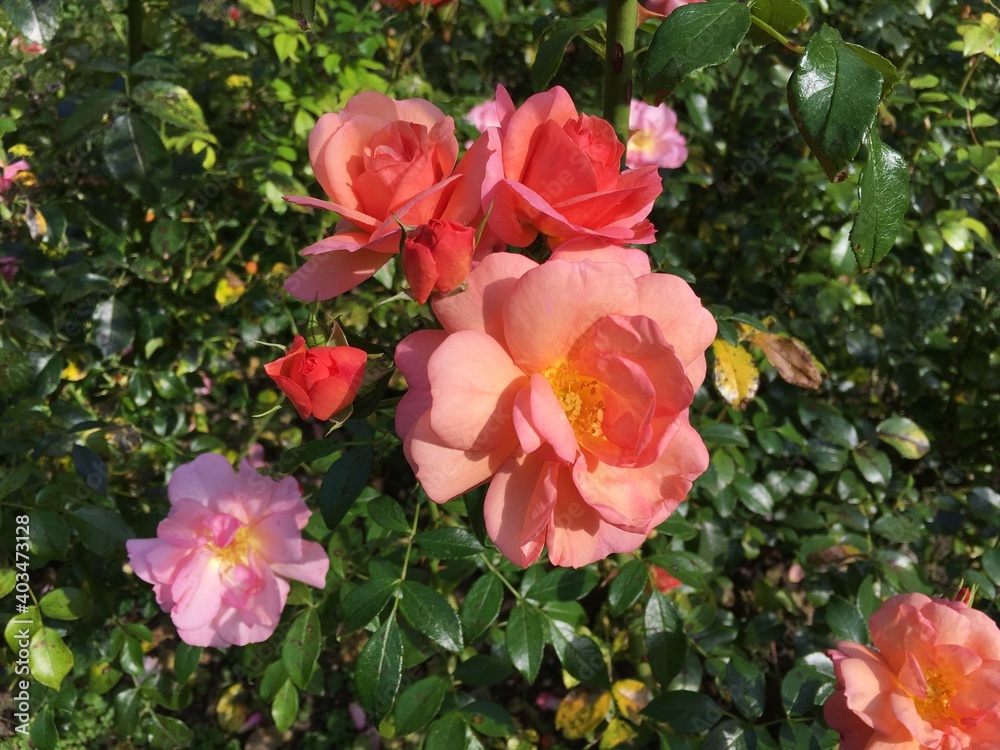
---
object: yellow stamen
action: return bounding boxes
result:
[913,668,958,724]
[208,526,251,568]
[543,362,605,440]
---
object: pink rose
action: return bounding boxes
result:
[626,100,688,170]
[10,37,46,56]
[394,247,716,568]
[464,100,501,134]
[284,92,491,301]
[126,454,329,647]
[825,593,1000,750]
[478,86,663,249]
[264,335,367,420]
[642,0,706,17]
[0,159,29,197]
[401,219,477,304]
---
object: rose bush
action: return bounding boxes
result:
[826,593,1000,750]
[395,247,715,567]
[264,335,367,420]
[126,454,330,647]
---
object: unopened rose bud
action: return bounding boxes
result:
[401,219,476,304]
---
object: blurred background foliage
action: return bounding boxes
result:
[1,0,998,748]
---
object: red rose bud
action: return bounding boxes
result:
[401,219,476,304]
[264,335,366,420]
[956,587,974,606]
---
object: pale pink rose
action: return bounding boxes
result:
[0,159,29,196]
[126,454,329,647]
[284,92,493,301]
[825,593,1000,750]
[394,248,716,568]
[464,100,501,134]
[478,86,663,250]
[626,100,688,170]
[642,0,706,17]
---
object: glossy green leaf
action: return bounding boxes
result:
[426,712,468,750]
[532,17,577,91]
[173,642,201,683]
[703,719,753,750]
[876,416,930,459]
[461,700,516,737]
[0,349,33,394]
[525,566,599,602]
[271,678,299,732]
[318,445,373,530]
[845,44,902,96]
[825,596,868,642]
[400,580,463,653]
[132,81,210,134]
[459,574,504,644]
[102,114,169,201]
[29,627,74,689]
[608,559,649,616]
[851,131,909,268]
[641,0,751,102]
[39,587,92,620]
[733,475,775,515]
[506,603,544,683]
[726,656,766,721]
[749,0,808,47]
[92,298,135,358]
[283,609,322,690]
[368,495,411,533]
[30,705,58,750]
[394,676,449,735]
[415,527,485,559]
[1,0,61,43]
[356,617,403,715]
[454,654,513,687]
[340,576,399,632]
[644,591,687,687]
[70,506,133,556]
[644,690,723,733]
[788,25,883,181]
[548,619,610,688]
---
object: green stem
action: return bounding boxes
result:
[749,16,805,54]
[127,0,145,69]
[603,0,639,161]
[479,553,525,602]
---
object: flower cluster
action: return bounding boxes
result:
[826,593,1000,749]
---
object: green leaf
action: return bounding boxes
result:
[357,617,403,716]
[845,44,902,96]
[548,619,610,688]
[1,0,61,44]
[415,527,485,559]
[283,609,322,690]
[641,0,751,102]
[92,298,136,358]
[703,719,753,750]
[982,549,1000,587]
[644,690,723,733]
[31,509,71,560]
[726,656,765,721]
[340,576,399,632]
[30,705,59,750]
[749,0,808,47]
[526,566,599,602]
[461,700,516,737]
[318,445,373,530]
[853,446,892,486]
[644,591,687,687]
[400,580,463,653]
[71,444,107,496]
[851,131,909,269]
[39,587,92,620]
[132,81,210,134]
[646,551,710,589]
[506,603,545,683]
[475,0,504,22]
[454,654,513,687]
[291,0,315,27]
[173,642,201,683]
[426,712,468,750]
[787,25,883,181]
[29,627,74,690]
[459,574,504,643]
[608,559,649,616]
[70,506,134,556]
[876,416,930,459]
[394,676,449,736]
[0,569,15,599]
[733,475,774,515]
[368,495,411,533]
[147,715,194,749]
[271,678,299,732]
[532,17,578,91]
[239,0,274,17]
[103,113,170,201]
[825,596,868,642]
[0,348,33,394]
[700,423,749,448]
[6,606,42,652]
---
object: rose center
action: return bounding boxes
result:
[209,525,251,568]
[913,668,958,724]
[630,130,655,154]
[544,362,605,441]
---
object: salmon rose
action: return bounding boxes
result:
[395,247,715,567]
[284,92,491,301]
[478,86,663,249]
[264,335,367,420]
[825,593,1000,750]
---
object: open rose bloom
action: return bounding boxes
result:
[395,247,715,567]
[627,100,688,170]
[826,593,1000,749]
[127,454,329,647]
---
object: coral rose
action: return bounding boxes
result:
[478,86,663,249]
[395,247,715,567]
[401,219,477,304]
[264,335,367,420]
[626,100,688,170]
[825,593,1000,750]
[126,454,329,647]
[284,92,491,301]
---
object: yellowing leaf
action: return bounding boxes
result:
[216,683,251,733]
[600,717,638,749]
[61,359,88,382]
[877,416,931,459]
[743,329,823,390]
[555,688,611,740]
[611,679,651,722]
[214,273,246,307]
[225,74,253,88]
[711,339,759,410]
[25,203,47,240]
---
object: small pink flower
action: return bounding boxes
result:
[464,100,501,134]
[10,37,46,56]
[642,0,706,17]
[825,593,1000,749]
[0,256,20,283]
[626,100,688,170]
[0,159,29,197]
[126,454,329,647]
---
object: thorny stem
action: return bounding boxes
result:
[603,0,639,162]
